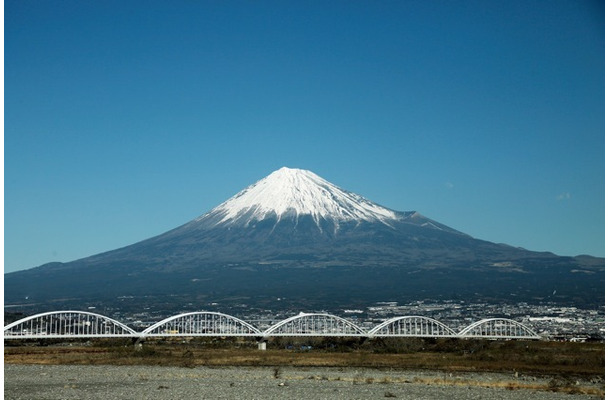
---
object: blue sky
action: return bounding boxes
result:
[5,0,604,273]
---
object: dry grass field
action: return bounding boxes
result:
[5,337,604,374]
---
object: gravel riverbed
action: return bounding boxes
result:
[5,364,603,399]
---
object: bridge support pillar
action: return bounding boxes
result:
[133,336,145,350]
[257,339,267,351]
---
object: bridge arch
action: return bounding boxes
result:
[264,313,366,336]
[458,318,540,339]
[368,316,457,337]
[141,311,262,337]
[3,310,137,339]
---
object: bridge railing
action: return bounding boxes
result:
[368,316,458,337]
[4,311,541,340]
[263,313,366,337]
[3,310,137,339]
[458,318,541,340]
[141,311,262,337]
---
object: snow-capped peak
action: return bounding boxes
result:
[203,167,398,227]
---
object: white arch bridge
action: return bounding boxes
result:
[4,311,540,340]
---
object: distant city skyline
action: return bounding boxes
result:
[5,1,604,273]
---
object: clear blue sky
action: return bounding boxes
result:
[5,0,604,273]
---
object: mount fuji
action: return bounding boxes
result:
[5,167,604,311]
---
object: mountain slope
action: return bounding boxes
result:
[5,167,604,310]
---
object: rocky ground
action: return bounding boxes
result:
[4,364,603,399]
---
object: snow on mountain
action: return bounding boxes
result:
[200,167,399,228]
